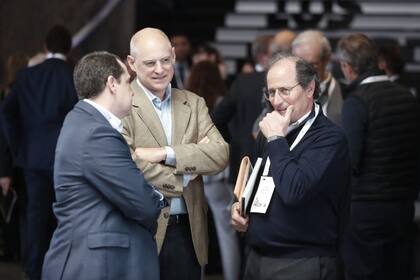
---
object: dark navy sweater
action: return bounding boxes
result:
[247,111,351,258]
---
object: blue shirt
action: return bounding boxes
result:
[137,79,188,214]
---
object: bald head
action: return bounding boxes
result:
[271,30,296,55]
[130,28,172,58]
[127,28,175,99]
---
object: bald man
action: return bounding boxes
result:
[292,30,343,125]
[270,29,296,55]
[123,28,229,280]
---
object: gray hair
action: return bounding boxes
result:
[336,33,378,75]
[292,30,332,62]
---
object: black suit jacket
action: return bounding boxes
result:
[211,71,266,182]
[0,58,78,170]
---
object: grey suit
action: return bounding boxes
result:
[42,101,162,280]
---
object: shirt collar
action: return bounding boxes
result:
[286,104,314,135]
[46,52,67,61]
[83,99,123,133]
[136,78,172,110]
[319,72,332,95]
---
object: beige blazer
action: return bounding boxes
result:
[122,81,229,266]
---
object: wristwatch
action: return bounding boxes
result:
[267,135,284,143]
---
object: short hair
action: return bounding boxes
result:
[377,39,405,75]
[251,35,272,60]
[268,52,320,98]
[193,44,223,64]
[73,51,124,99]
[292,30,332,62]
[45,25,72,54]
[336,33,378,75]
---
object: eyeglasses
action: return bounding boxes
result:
[142,56,173,69]
[263,83,300,100]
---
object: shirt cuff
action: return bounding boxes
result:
[183,175,191,188]
[164,146,176,166]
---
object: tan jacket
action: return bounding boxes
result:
[122,81,229,266]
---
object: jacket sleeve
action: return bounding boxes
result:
[0,84,21,159]
[172,97,229,175]
[211,80,238,143]
[121,117,184,198]
[83,125,161,234]
[341,96,368,174]
[0,129,12,177]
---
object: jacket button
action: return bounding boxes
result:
[163,212,169,218]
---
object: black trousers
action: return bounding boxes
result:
[244,248,337,280]
[23,169,56,280]
[159,215,201,280]
[343,200,415,280]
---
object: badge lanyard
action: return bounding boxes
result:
[251,103,320,213]
[262,103,320,176]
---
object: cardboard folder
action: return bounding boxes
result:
[233,156,262,216]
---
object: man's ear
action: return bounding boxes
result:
[106,75,118,94]
[306,79,315,98]
[127,55,137,72]
[171,47,176,63]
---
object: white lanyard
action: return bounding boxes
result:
[360,75,389,85]
[262,103,320,176]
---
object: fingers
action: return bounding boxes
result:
[284,105,294,121]
[231,202,249,232]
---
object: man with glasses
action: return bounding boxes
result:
[122,28,229,280]
[231,53,351,280]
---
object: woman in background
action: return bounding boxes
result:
[186,60,240,280]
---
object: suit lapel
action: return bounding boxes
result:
[131,81,168,146]
[171,88,191,145]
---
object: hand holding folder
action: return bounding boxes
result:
[233,156,262,217]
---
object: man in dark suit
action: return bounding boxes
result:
[42,51,164,280]
[211,35,271,184]
[0,25,78,279]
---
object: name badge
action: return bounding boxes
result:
[250,176,275,214]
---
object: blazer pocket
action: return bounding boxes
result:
[87,232,130,249]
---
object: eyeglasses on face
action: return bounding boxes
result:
[142,56,173,69]
[263,82,300,100]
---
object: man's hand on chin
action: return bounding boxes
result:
[259,105,294,138]
[135,147,167,163]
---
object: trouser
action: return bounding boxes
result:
[343,200,415,280]
[23,169,56,280]
[204,178,240,280]
[244,248,337,280]
[159,214,201,280]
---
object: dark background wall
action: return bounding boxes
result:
[0,0,136,85]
